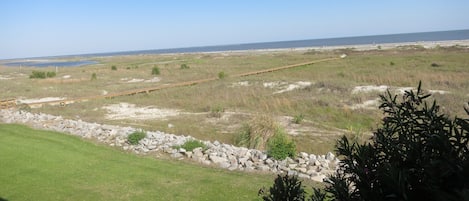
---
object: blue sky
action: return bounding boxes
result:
[1,0,468,59]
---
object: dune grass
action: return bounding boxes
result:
[0,124,293,201]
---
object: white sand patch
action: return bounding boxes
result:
[273,81,312,94]
[102,103,179,120]
[0,75,12,80]
[263,81,311,94]
[230,81,250,87]
[429,90,449,95]
[127,78,145,83]
[62,75,71,79]
[352,85,388,94]
[350,98,380,110]
[263,81,288,88]
[102,90,108,95]
[18,97,65,104]
[144,77,161,83]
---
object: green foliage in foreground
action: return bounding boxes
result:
[127,130,146,145]
[0,124,276,201]
[259,174,306,201]
[261,83,469,200]
[312,83,469,201]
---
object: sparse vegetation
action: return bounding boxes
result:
[127,130,146,145]
[235,115,279,150]
[111,65,117,70]
[208,105,225,118]
[292,114,304,124]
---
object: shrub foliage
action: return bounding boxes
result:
[152,66,160,75]
[259,174,305,201]
[176,140,207,152]
[127,130,146,145]
[29,71,56,79]
[311,82,469,201]
[267,129,296,160]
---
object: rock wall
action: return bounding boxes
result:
[0,109,338,182]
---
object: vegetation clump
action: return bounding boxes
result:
[90,73,97,80]
[175,140,207,152]
[127,130,146,145]
[208,105,225,118]
[218,71,226,79]
[292,114,304,124]
[29,71,56,79]
[151,66,160,75]
[111,65,117,70]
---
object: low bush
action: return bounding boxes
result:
[152,66,160,75]
[267,129,296,160]
[180,64,190,69]
[127,130,146,145]
[175,140,207,152]
[218,71,226,79]
[91,73,97,80]
[111,65,117,70]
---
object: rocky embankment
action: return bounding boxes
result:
[0,109,338,182]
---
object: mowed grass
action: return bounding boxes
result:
[0,124,282,201]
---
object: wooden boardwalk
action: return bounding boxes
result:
[19,57,340,108]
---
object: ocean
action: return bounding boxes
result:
[3,29,469,67]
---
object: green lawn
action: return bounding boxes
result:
[0,124,279,201]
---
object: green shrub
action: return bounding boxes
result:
[218,71,226,79]
[311,82,469,201]
[111,65,117,70]
[151,66,160,75]
[180,64,190,69]
[258,174,305,201]
[91,73,97,80]
[29,71,46,79]
[267,129,296,160]
[46,71,56,78]
[390,61,395,66]
[127,130,146,145]
[292,114,304,124]
[175,140,207,152]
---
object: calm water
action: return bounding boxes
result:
[3,29,469,67]
[3,60,98,68]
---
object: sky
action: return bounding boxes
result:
[1,0,468,59]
